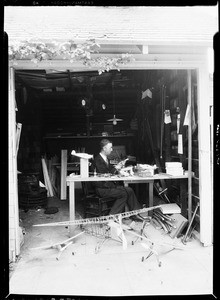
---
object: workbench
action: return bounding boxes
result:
[66,173,189,236]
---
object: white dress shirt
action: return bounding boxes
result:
[100,152,109,165]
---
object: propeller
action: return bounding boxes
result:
[107,81,123,125]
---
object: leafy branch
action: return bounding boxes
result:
[9,39,135,74]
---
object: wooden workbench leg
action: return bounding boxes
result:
[61,149,67,200]
[69,182,76,238]
[148,182,154,216]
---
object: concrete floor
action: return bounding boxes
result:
[9,192,213,297]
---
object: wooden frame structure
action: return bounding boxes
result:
[8,51,213,262]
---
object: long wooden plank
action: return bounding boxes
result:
[41,158,49,196]
[60,149,67,200]
[42,158,50,195]
[16,123,22,156]
[41,158,54,197]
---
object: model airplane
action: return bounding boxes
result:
[33,205,161,227]
[32,205,184,263]
[107,114,123,125]
[71,150,93,160]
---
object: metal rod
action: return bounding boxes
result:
[182,202,199,244]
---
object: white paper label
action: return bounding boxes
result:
[178,134,183,154]
[177,114,180,133]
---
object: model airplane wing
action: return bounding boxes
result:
[71,150,93,159]
[107,118,123,121]
[107,114,123,121]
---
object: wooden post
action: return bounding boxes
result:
[9,67,20,259]
[197,63,212,246]
[69,181,76,237]
[187,70,192,222]
[148,182,154,216]
[61,149,67,200]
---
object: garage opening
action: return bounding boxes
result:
[15,68,199,247]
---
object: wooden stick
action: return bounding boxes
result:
[42,158,54,197]
[16,123,22,156]
[41,157,50,196]
[50,165,57,195]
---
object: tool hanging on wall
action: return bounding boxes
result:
[154,182,170,203]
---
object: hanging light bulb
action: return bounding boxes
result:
[81,99,86,106]
[107,81,123,125]
[102,103,106,110]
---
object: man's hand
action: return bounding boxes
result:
[115,158,129,170]
[115,162,123,170]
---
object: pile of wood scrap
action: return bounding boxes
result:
[152,209,188,238]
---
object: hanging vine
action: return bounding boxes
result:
[9,39,135,74]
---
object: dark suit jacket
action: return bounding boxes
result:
[92,154,117,189]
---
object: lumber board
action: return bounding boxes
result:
[41,158,54,197]
[41,158,49,196]
[16,123,22,156]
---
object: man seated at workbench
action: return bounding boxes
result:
[92,138,146,222]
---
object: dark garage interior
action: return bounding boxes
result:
[15,68,199,221]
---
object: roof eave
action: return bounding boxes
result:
[7,37,214,48]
